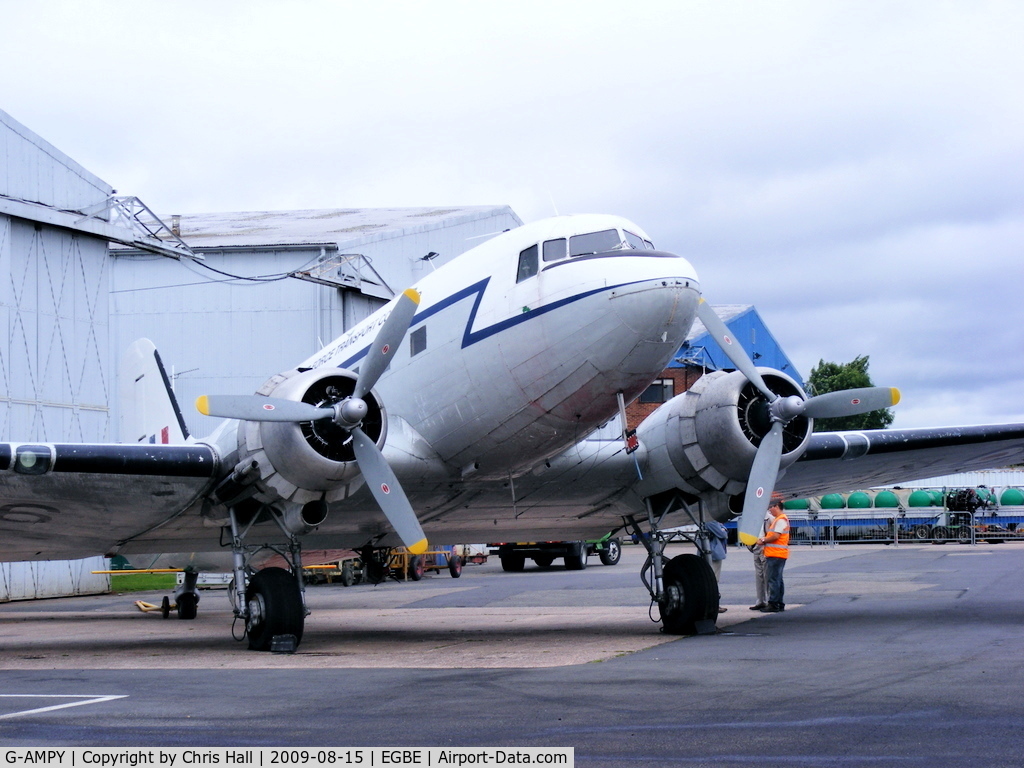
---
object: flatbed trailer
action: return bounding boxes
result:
[489,535,622,571]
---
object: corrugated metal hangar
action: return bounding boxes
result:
[1,107,797,599]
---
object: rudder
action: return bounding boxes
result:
[120,338,191,444]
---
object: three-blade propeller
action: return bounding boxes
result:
[695,299,900,546]
[196,288,428,554]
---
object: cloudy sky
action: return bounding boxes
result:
[3,1,1021,428]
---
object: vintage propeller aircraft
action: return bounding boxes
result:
[3,213,1024,649]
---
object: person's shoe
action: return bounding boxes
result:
[763,604,782,613]
[749,604,766,611]
[718,607,728,613]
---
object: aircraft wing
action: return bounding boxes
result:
[777,423,1024,498]
[0,442,219,561]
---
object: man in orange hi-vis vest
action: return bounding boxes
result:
[756,498,789,613]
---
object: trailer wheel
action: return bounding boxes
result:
[448,554,463,578]
[500,554,525,572]
[408,555,425,581]
[564,542,588,570]
[533,555,555,568]
[599,538,622,566]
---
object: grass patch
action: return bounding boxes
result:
[109,573,179,592]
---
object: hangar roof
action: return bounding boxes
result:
[124,206,518,251]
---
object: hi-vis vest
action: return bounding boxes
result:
[764,513,790,559]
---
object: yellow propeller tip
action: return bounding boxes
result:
[407,539,428,555]
[195,395,210,415]
[738,532,758,547]
[403,288,421,305]
[891,388,901,406]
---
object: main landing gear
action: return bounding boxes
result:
[626,494,720,636]
[227,506,307,652]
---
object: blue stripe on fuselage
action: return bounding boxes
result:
[338,272,687,371]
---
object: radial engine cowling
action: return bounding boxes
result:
[238,367,388,506]
[638,368,812,497]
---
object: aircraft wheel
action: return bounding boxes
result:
[533,555,555,568]
[448,554,463,578]
[160,595,171,619]
[176,592,198,620]
[659,553,719,635]
[245,567,304,651]
[408,555,425,581]
[599,538,622,566]
[500,554,525,572]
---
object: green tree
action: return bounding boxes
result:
[807,355,895,432]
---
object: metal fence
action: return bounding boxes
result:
[786,512,1024,546]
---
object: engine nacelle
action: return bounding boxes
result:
[638,368,812,498]
[237,367,388,506]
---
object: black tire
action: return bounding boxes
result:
[599,538,622,566]
[340,561,356,587]
[176,592,198,620]
[500,554,526,572]
[245,567,305,651]
[957,527,972,544]
[160,595,171,619]
[659,553,719,635]
[448,554,463,578]
[533,555,555,568]
[914,525,931,540]
[932,526,949,544]
[408,555,425,581]
[564,542,588,570]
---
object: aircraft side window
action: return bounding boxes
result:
[410,326,427,356]
[643,239,655,250]
[569,229,620,257]
[542,238,567,262]
[624,231,646,250]
[517,244,539,283]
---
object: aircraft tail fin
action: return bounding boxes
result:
[120,338,191,445]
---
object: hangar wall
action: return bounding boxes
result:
[1,108,115,443]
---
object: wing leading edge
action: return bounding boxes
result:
[777,423,1024,498]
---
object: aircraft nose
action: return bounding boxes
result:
[606,251,700,339]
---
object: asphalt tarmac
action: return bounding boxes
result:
[2,541,1023,766]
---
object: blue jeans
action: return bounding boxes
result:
[765,556,786,607]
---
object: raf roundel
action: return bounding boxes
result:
[381,483,391,495]
[262,404,275,411]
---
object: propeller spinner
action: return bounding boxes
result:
[695,299,900,546]
[196,288,427,554]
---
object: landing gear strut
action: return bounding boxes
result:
[228,506,308,651]
[627,494,720,635]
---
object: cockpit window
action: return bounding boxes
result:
[517,244,538,283]
[644,239,655,250]
[543,238,567,262]
[624,231,646,250]
[569,229,621,257]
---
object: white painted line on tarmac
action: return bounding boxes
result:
[0,694,128,720]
